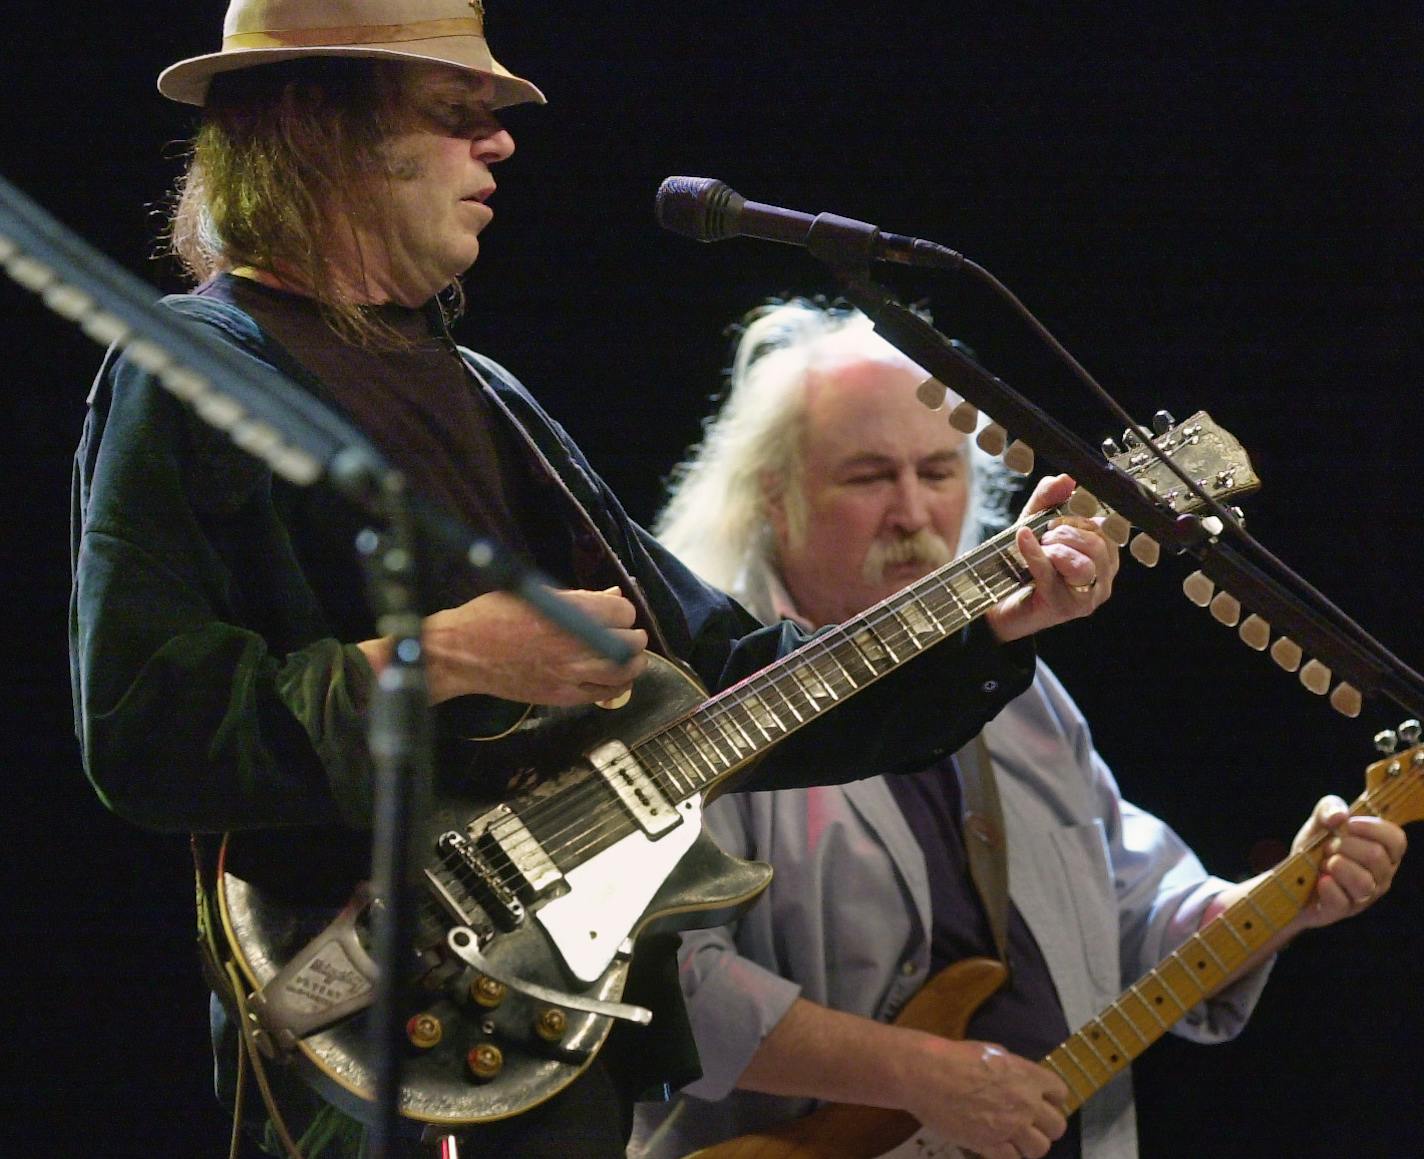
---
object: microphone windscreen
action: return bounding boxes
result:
[655,176,738,241]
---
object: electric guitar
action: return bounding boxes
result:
[687,737,1424,1159]
[215,411,1258,1133]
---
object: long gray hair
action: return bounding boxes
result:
[654,299,1012,600]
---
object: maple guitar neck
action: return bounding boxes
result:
[1044,751,1419,1113]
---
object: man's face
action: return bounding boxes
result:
[366,64,515,304]
[768,353,970,628]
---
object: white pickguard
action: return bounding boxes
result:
[535,795,703,982]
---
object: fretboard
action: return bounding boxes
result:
[633,508,1059,804]
[1041,788,1388,1113]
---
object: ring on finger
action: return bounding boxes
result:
[1068,576,1099,594]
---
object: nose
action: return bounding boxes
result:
[475,127,516,164]
[886,470,931,533]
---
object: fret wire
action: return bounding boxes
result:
[865,620,901,665]
[1197,934,1232,975]
[630,739,687,800]
[764,670,807,724]
[1217,913,1252,954]
[645,732,699,797]
[1076,1028,1113,1070]
[752,672,795,731]
[1126,982,1171,1030]
[1041,1055,1088,1104]
[1241,893,1282,934]
[1059,1039,1105,1084]
[669,718,723,783]
[1152,964,1192,1013]
[685,716,734,779]
[696,704,748,769]
[1091,1017,1131,1063]
[1106,997,1153,1047]
[1053,1045,1097,1100]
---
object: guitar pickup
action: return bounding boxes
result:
[467,804,565,900]
[587,739,680,838]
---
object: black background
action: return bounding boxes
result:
[4,4,1422,1156]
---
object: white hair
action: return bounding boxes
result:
[655,299,1012,609]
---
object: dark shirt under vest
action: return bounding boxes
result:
[886,761,1083,1158]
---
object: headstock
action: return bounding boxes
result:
[1364,721,1424,826]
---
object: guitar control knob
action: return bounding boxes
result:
[1400,719,1421,746]
[405,1012,443,1051]
[471,975,507,1008]
[535,1007,568,1044]
[466,1042,504,1082]
[1374,729,1399,755]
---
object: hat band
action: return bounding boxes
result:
[224,17,484,51]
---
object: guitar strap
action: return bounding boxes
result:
[955,733,1011,972]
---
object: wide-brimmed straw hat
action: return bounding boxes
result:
[158,0,545,108]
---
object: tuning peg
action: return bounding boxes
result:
[1200,516,1225,537]
[1400,719,1421,745]
[948,401,979,433]
[1002,440,1035,476]
[1238,614,1270,651]
[1102,436,1123,458]
[1102,511,1130,546]
[1329,682,1362,718]
[1299,658,1331,695]
[1374,729,1400,754]
[1122,428,1143,450]
[1209,591,1241,626]
[1152,410,1176,435]
[1269,636,1303,672]
[1229,506,1246,526]
[1067,488,1101,517]
[976,422,1007,456]
[1128,532,1160,567]
[915,376,947,410]
[1183,570,1214,607]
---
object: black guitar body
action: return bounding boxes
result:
[219,654,772,1131]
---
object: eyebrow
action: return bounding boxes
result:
[837,448,964,471]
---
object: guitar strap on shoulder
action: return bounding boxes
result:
[954,734,1012,972]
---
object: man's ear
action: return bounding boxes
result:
[759,469,789,544]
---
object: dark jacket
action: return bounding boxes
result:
[69,285,1033,1144]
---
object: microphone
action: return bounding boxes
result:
[654,177,963,270]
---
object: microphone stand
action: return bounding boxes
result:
[795,214,1424,721]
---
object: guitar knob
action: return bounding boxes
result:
[1152,410,1176,435]
[535,1007,569,1044]
[471,975,507,1009]
[1374,729,1400,755]
[405,1012,444,1051]
[1399,719,1421,745]
[466,1042,504,1082]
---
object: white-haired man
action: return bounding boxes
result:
[633,299,1405,1159]
[69,8,1125,1157]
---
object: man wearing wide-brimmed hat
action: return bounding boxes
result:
[70,2,1123,1154]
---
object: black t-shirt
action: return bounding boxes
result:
[886,760,1083,1158]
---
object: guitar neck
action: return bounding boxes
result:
[637,509,1056,803]
[1042,786,1386,1113]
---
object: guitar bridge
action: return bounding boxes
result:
[435,831,525,931]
